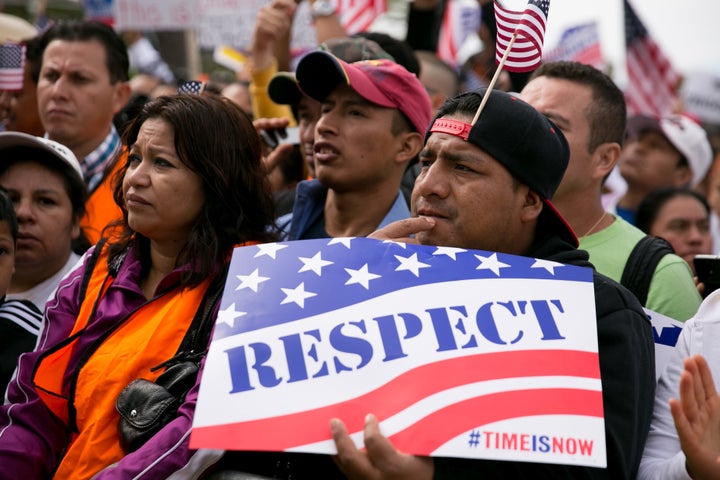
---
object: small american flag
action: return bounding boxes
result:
[624,0,680,116]
[0,43,26,91]
[177,80,206,95]
[494,0,550,73]
[336,0,387,35]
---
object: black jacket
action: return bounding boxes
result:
[434,228,656,479]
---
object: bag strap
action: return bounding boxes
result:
[77,237,108,307]
[151,264,229,371]
[620,235,675,306]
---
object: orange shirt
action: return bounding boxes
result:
[80,152,125,244]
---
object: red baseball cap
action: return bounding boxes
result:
[295,50,432,135]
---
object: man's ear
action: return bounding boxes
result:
[521,188,544,223]
[112,81,133,116]
[395,131,424,166]
[592,142,621,181]
[674,164,693,187]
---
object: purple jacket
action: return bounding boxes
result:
[0,244,224,479]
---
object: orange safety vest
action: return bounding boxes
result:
[80,153,125,245]
[33,244,212,480]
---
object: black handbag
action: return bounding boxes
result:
[115,269,226,453]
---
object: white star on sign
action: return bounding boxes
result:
[280,282,317,308]
[474,253,511,276]
[531,259,564,275]
[216,302,246,328]
[235,268,270,292]
[298,251,334,276]
[345,264,381,289]
[394,253,430,277]
[433,246,466,260]
[254,243,288,259]
[383,240,407,249]
[328,237,353,248]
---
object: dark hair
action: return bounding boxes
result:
[529,61,626,153]
[109,94,278,286]
[636,187,710,234]
[353,32,421,76]
[24,35,44,85]
[39,20,129,84]
[0,188,18,242]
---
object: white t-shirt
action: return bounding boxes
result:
[638,290,720,480]
[8,252,82,312]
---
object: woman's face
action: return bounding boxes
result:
[123,118,205,246]
[650,194,713,272]
[0,161,79,271]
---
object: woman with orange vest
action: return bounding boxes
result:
[0,93,278,479]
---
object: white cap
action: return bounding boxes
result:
[0,132,84,184]
[0,13,38,43]
[627,113,714,187]
[660,115,714,187]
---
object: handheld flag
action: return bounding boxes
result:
[0,43,26,91]
[623,0,680,116]
[493,0,550,73]
[177,80,206,95]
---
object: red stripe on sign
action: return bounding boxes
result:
[191,349,600,450]
[387,387,603,452]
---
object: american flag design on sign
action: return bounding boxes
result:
[192,238,606,467]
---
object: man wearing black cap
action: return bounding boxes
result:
[331,88,655,479]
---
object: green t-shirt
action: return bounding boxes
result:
[579,215,701,322]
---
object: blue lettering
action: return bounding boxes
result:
[427,306,478,351]
[531,300,566,340]
[372,313,424,361]
[330,320,374,372]
[476,301,522,345]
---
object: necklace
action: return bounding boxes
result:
[580,211,608,239]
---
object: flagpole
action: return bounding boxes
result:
[471,32,517,126]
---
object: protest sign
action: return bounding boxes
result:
[646,309,684,379]
[192,237,606,468]
[113,0,198,31]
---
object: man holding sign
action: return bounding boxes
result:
[330,89,655,479]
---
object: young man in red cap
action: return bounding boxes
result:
[278,51,432,240]
[331,88,654,479]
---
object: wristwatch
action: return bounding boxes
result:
[311,0,337,19]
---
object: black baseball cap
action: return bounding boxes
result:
[428,88,577,247]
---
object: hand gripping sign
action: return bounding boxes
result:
[192,237,606,468]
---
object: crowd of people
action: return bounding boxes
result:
[0,0,719,478]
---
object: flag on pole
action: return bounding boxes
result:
[0,43,26,91]
[436,0,482,68]
[493,0,550,73]
[543,22,604,70]
[336,0,387,35]
[623,0,680,116]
